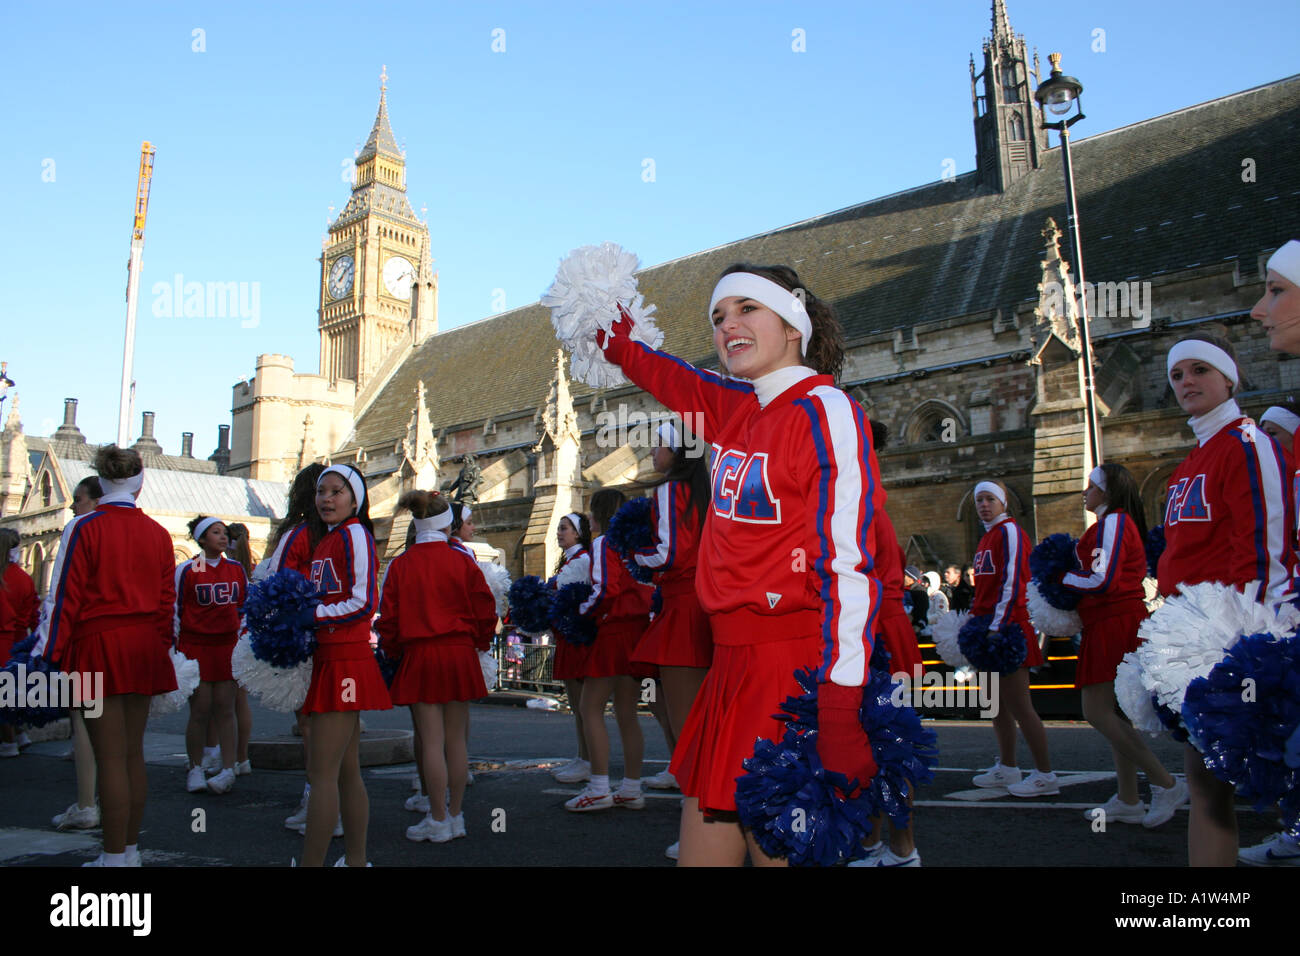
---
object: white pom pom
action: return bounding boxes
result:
[150,649,200,717]
[479,561,512,618]
[478,649,498,690]
[1114,652,1164,735]
[542,242,665,388]
[1027,580,1083,637]
[231,634,312,713]
[1132,580,1298,717]
[555,560,589,589]
[1142,576,1164,614]
[930,610,972,669]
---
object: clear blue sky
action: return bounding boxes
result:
[3,0,1296,454]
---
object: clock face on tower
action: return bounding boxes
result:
[328,255,354,299]
[383,255,415,299]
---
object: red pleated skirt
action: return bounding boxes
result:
[1076,604,1147,688]
[552,632,592,681]
[669,633,822,815]
[300,641,393,714]
[632,590,712,669]
[177,633,237,683]
[67,623,176,699]
[878,605,923,677]
[389,636,488,705]
[580,619,650,679]
[1020,617,1045,669]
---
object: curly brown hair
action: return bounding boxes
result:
[717,263,845,381]
[92,445,143,480]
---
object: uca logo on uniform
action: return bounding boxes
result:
[311,559,341,594]
[710,447,781,524]
[1165,474,1211,524]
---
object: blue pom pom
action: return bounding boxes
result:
[869,640,892,674]
[0,635,69,727]
[374,645,400,688]
[507,576,552,634]
[957,613,1028,675]
[551,582,597,646]
[1145,525,1166,579]
[1154,696,1189,743]
[244,569,320,668]
[1182,633,1300,810]
[1029,534,1082,611]
[605,496,656,583]
[737,668,939,863]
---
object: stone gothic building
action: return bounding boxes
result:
[226,3,1298,587]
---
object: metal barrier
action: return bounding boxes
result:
[493,632,564,696]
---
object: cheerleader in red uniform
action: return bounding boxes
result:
[1064,464,1187,827]
[0,528,39,757]
[564,489,653,812]
[967,480,1056,796]
[598,263,882,867]
[1160,334,1294,865]
[33,446,176,867]
[448,502,484,787]
[377,491,496,842]
[176,516,247,795]
[298,463,392,868]
[550,513,594,784]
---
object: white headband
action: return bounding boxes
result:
[708,273,812,357]
[1261,406,1300,435]
[974,481,1007,505]
[99,472,144,496]
[7,547,18,563]
[456,504,472,523]
[413,511,453,533]
[564,513,583,533]
[192,517,222,542]
[318,464,365,509]
[1266,240,1300,286]
[1167,340,1239,387]
[656,421,680,450]
[1088,467,1107,492]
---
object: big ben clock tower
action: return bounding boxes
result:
[319,68,437,387]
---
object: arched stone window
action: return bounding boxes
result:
[41,473,52,508]
[903,401,966,445]
[1008,111,1026,142]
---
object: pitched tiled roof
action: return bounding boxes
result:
[60,460,288,519]
[346,75,1300,454]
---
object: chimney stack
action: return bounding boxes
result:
[209,424,231,475]
[132,410,163,456]
[181,432,194,458]
[51,397,87,447]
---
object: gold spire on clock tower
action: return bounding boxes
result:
[318,68,437,388]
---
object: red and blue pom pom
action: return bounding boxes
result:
[605,496,655,584]
[957,613,1028,675]
[244,569,320,668]
[507,576,552,634]
[551,582,597,646]
[1029,534,1081,611]
[0,635,69,727]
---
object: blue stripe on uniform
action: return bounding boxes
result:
[794,397,838,675]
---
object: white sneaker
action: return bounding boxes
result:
[207,768,236,794]
[0,742,19,758]
[1238,832,1300,866]
[1007,770,1060,797]
[1085,794,1145,824]
[200,749,221,774]
[847,840,889,867]
[284,792,310,830]
[293,817,344,837]
[466,770,475,786]
[53,803,100,830]
[644,769,679,790]
[405,793,431,813]
[449,813,466,839]
[333,856,373,867]
[665,841,680,861]
[564,787,614,812]
[234,760,253,776]
[613,789,645,810]
[15,732,32,749]
[554,759,592,784]
[186,766,208,793]
[406,814,453,843]
[874,847,922,867]
[125,846,141,867]
[1143,779,1188,828]
[972,760,1021,789]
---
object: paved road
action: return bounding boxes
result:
[0,694,1287,868]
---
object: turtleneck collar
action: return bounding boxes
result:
[749,365,817,408]
[1095,503,1108,519]
[981,511,1011,533]
[563,543,584,561]
[415,529,448,544]
[97,491,138,507]
[1189,398,1242,447]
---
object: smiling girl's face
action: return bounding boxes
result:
[712,296,803,379]
[1252,269,1300,355]
[316,474,355,525]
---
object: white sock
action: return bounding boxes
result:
[125,843,138,855]
[102,852,127,867]
[204,746,219,758]
[619,777,641,794]
[303,783,311,797]
[589,774,610,795]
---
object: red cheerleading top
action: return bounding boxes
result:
[0,561,39,649]
[375,539,497,653]
[173,556,247,642]
[307,517,378,645]
[1060,510,1148,628]
[32,502,175,667]
[871,507,906,608]
[970,512,1032,631]
[1156,411,1293,604]
[580,535,654,625]
[606,338,885,687]
[632,480,701,597]
[263,522,313,577]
